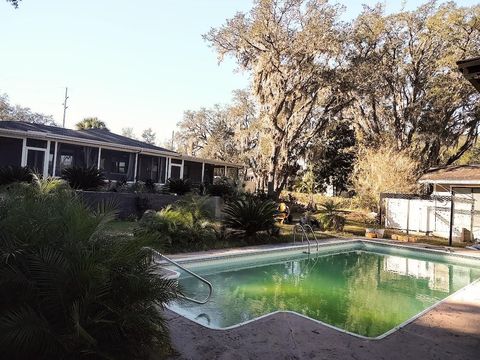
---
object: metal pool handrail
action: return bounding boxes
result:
[293,224,312,253]
[302,224,320,252]
[145,247,213,305]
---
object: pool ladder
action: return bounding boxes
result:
[293,224,319,254]
[146,247,213,305]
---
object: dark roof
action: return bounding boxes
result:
[0,121,178,155]
[457,56,480,92]
[419,164,480,183]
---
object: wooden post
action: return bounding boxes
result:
[133,153,139,181]
[52,141,58,176]
[406,198,410,235]
[97,147,102,170]
[448,189,455,246]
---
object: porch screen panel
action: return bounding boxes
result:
[48,142,55,175]
[226,167,239,180]
[0,136,22,167]
[213,166,226,178]
[100,149,135,181]
[137,154,160,183]
[55,142,99,176]
[183,161,203,183]
[170,166,181,180]
[159,157,166,183]
[203,164,214,184]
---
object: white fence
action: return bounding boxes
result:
[382,192,480,242]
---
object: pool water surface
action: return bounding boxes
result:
[168,243,480,338]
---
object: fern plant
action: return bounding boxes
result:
[0,183,179,359]
[136,197,216,252]
[61,166,106,190]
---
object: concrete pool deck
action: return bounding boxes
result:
[165,239,480,360]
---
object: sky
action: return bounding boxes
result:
[1,0,478,144]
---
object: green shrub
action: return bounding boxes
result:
[136,196,216,252]
[0,166,33,186]
[207,177,236,199]
[135,195,152,218]
[317,199,346,231]
[223,196,277,242]
[0,184,179,359]
[166,178,191,195]
[145,178,157,193]
[61,166,106,190]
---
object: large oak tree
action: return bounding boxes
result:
[349,1,480,169]
[205,0,351,197]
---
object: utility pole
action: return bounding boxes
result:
[62,87,69,128]
[171,130,174,150]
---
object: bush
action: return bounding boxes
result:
[145,178,157,193]
[136,195,216,252]
[351,145,420,211]
[223,195,277,242]
[166,178,191,195]
[207,177,237,199]
[0,184,179,359]
[280,190,353,213]
[317,199,345,231]
[0,166,33,186]
[61,166,106,190]
[135,195,151,218]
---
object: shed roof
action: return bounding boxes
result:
[418,164,480,184]
[0,121,178,154]
[457,56,480,92]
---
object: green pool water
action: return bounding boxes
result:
[170,246,480,337]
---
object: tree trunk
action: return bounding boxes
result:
[267,143,280,198]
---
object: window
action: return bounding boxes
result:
[113,160,127,174]
[213,167,226,177]
[60,154,73,168]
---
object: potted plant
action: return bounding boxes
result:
[364,212,385,238]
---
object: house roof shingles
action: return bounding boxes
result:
[0,121,178,155]
[419,164,480,183]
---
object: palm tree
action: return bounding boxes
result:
[75,117,108,130]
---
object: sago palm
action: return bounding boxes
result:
[0,184,179,359]
[317,199,346,231]
[223,196,277,241]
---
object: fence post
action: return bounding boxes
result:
[406,198,410,235]
[379,193,384,227]
[448,189,454,246]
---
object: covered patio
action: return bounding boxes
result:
[0,121,243,184]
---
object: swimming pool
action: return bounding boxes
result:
[167,241,480,339]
